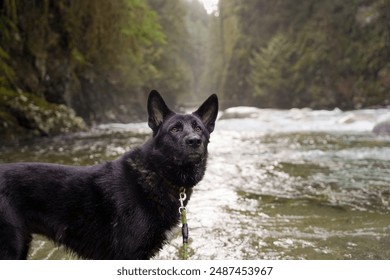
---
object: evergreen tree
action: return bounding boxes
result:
[215,0,390,109]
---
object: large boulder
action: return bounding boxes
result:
[0,89,86,140]
[373,120,390,135]
[373,112,390,135]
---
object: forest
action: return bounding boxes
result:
[1,0,390,139]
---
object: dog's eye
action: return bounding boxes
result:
[192,120,202,132]
[170,127,179,133]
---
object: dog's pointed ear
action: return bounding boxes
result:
[148,90,173,133]
[193,94,219,133]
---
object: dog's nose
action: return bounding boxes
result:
[185,135,202,148]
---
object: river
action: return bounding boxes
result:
[1,108,389,259]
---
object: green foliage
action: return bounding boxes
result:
[3,0,18,21]
[250,33,295,106]
[211,0,390,109]
[250,27,331,108]
[62,0,165,87]
[1,0,208,139]
[0,0,168,129]
[145,0,192,104]
[0,46,15,88]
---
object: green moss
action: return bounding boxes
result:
[0,87,86,140]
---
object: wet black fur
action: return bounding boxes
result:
[0,90,218,259]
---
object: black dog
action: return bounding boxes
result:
[0,90,218,259]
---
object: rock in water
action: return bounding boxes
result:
[373,121,390,135]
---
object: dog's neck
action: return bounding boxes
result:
[124,149,194,207]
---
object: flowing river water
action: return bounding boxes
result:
[1,108,389,259]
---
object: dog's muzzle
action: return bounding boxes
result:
[185,135,202,148]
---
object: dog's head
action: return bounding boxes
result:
[147,90,218,166]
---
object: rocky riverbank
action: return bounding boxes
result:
[0,88,86,141]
